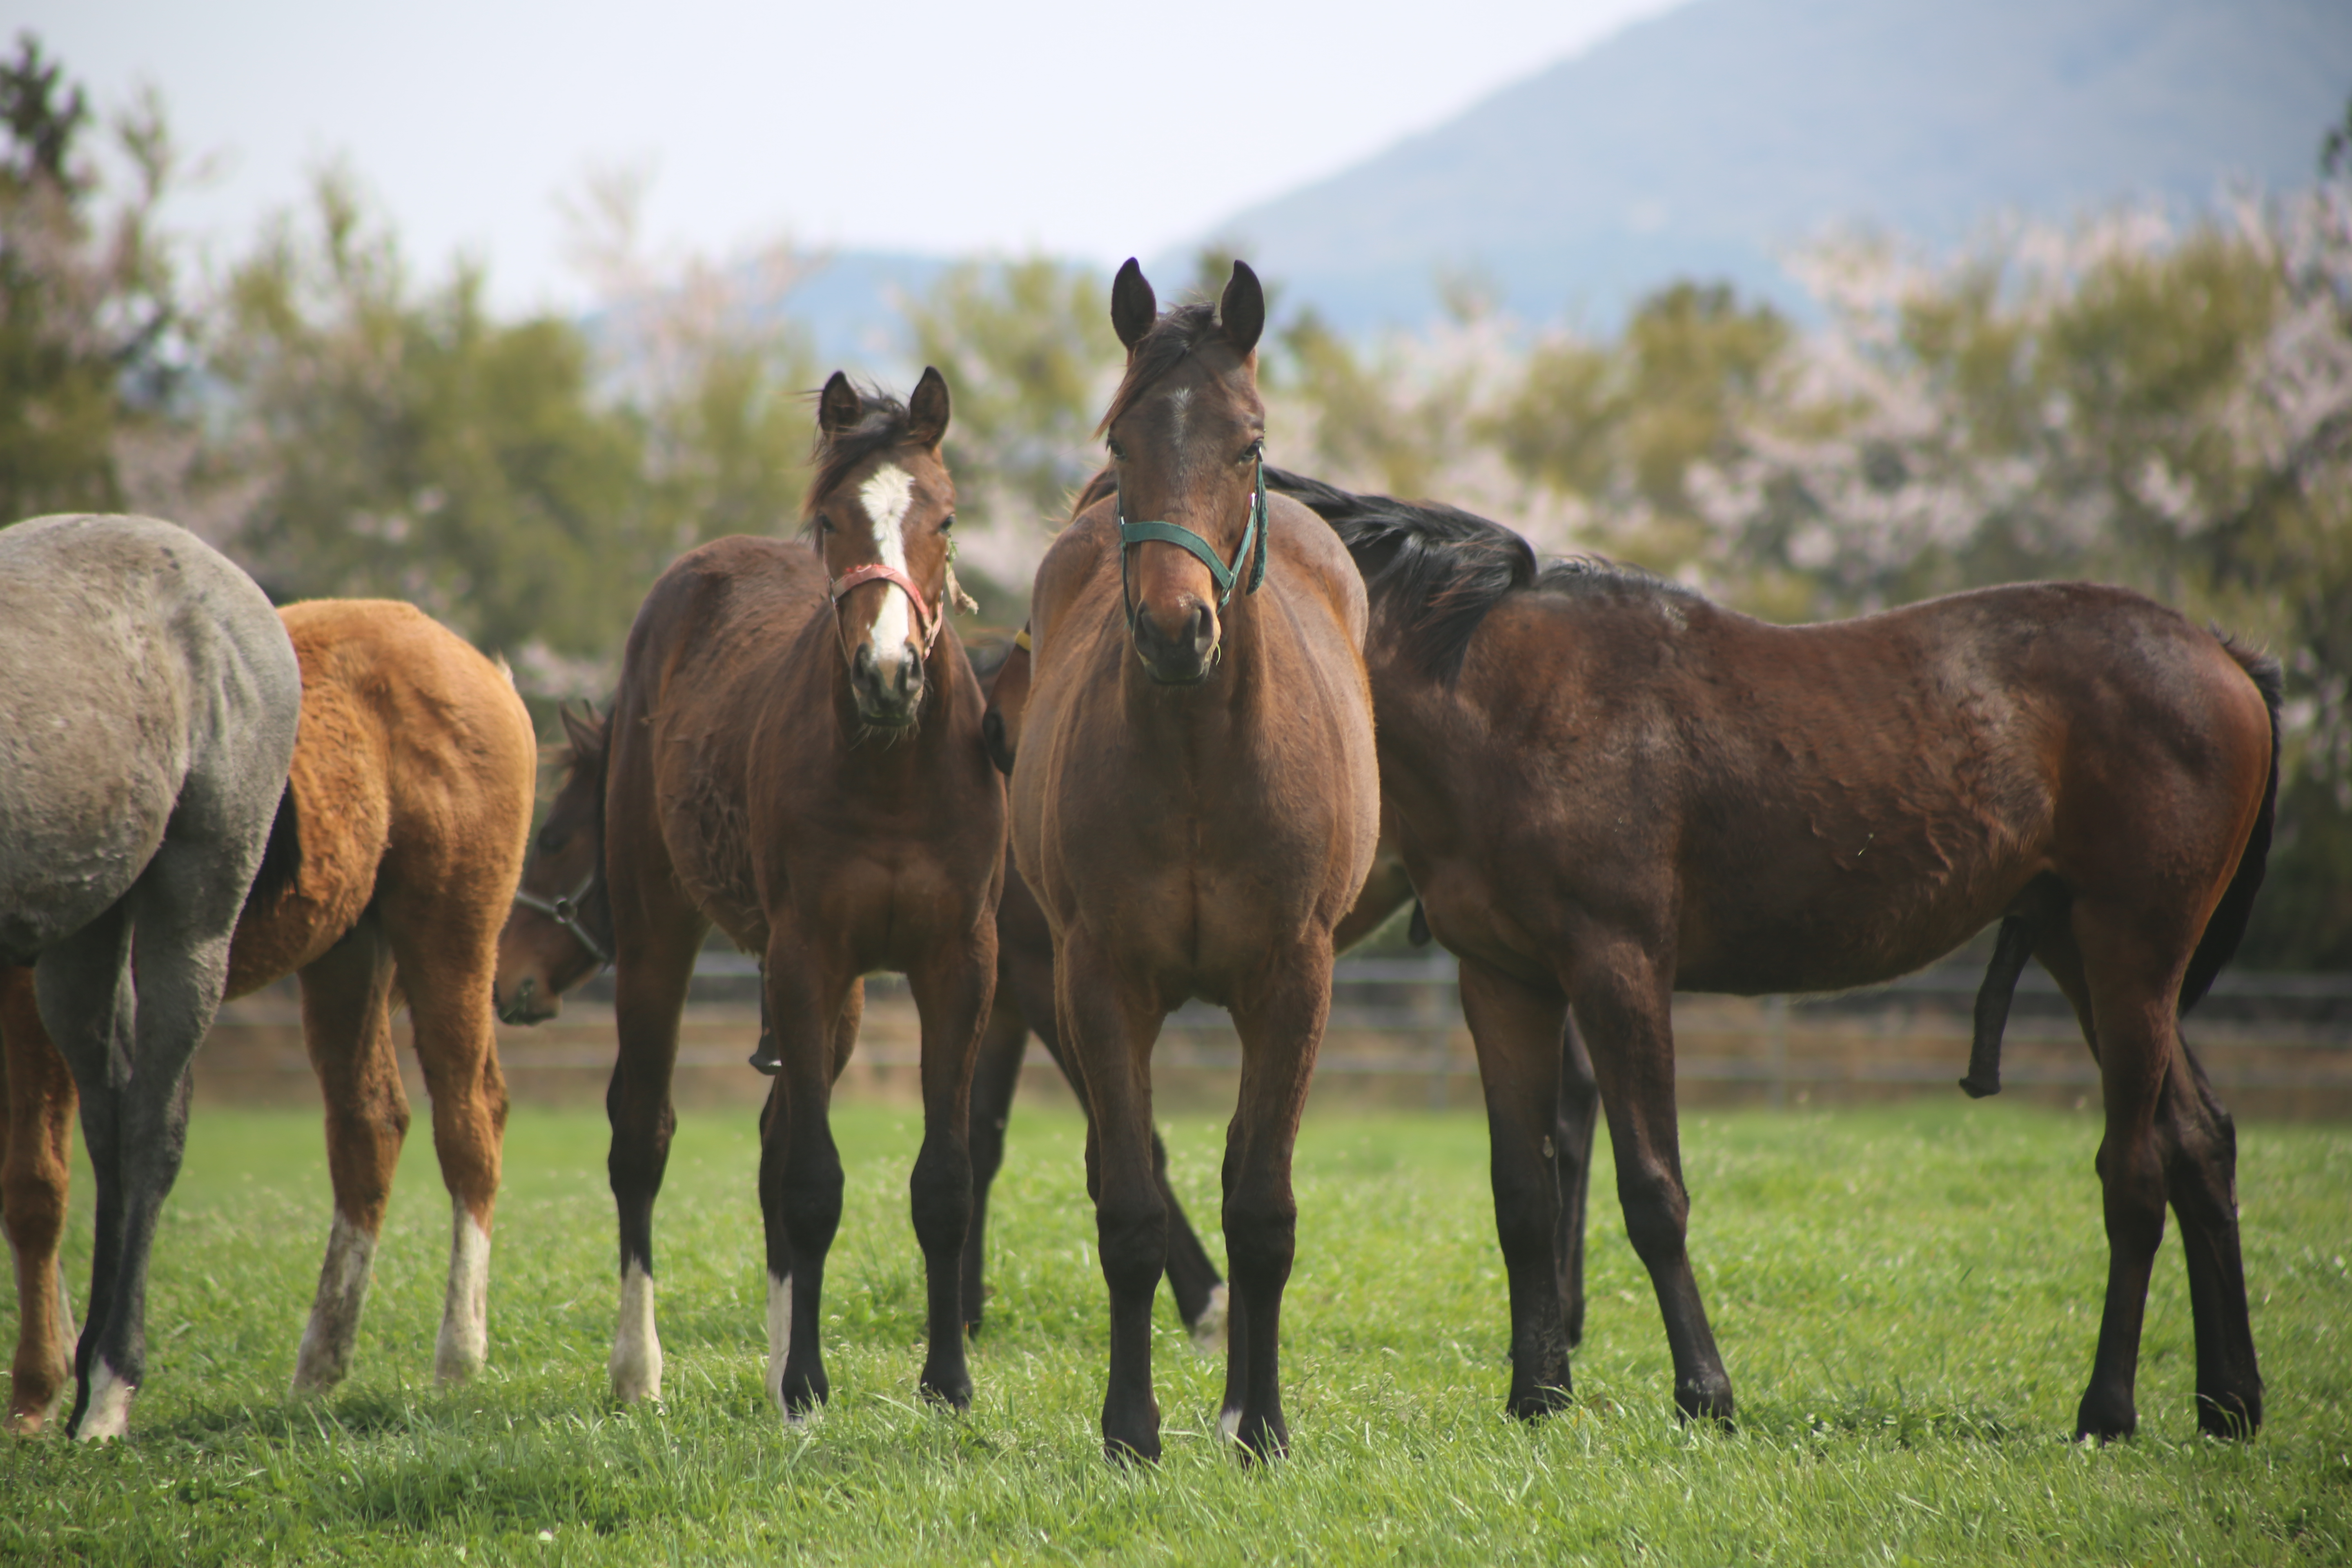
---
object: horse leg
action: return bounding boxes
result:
[383,890,511,1387]
[1557,1013,1599,1350]
[53,831,245,1439]
[289,913,405,1394]
[1218,940,1335,1461]
[1060,933,1168,1463]
[1569,945,1733,1426]
[904,929,995,1410]
[2,966,78,1433]
[1031,966,1224,1345]
[603,870,707,1404]
[961,994,1027,1337]
[2157,1045,2263,1437]
[1458,956,1575,1418]
[2051,906,2184,1442]
[755,932,850,1419]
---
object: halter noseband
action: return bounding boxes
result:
[510,869,610,971]
[1118,453,1269,628]
[829,562,944,657]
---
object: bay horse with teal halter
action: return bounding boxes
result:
[1269,470,2279,1442]
[1009,261,1380,1462]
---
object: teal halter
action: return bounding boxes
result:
[1118,453,1269,626]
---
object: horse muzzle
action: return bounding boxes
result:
[850,639,926,726]
[494,973,560,1025]
[1133,599,1219,685]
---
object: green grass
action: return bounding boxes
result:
[4,1097,2349,1564]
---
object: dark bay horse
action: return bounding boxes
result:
[0,514,303,1439]
[590,370,1003,1416]
[1009,262,1380,1461]
[4,599,536,1431]
[1270,470,2280,1442]
[493,660,1233,1350]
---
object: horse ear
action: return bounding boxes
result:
[559,702,601,757]
[817,371,863,437]
[1219,261,1265,357]
[906,366,951,449]
[1111,258,1157,350]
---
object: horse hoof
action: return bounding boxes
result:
[1189,1284,1229,1355]
[2197,1390,2261,1440]
[920,1372,974,1412]
[1673,1381,1735,1431]
[2073,1394,2136,1443]
[1507,1381,1574,1422]
[1230,1411,1290,1463]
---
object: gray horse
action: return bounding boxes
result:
[0,513,302,1439]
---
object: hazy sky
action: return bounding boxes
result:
[23,0,1689,311]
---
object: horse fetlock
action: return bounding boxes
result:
[1189,1283,1231,1354]
[1673,1376,1736,1430]
[763,1272,793,1415]
[293,1210,377,1394]
[1507,1377,1575,1422]
[71,1359,135,1442]
[433,1203,492,1385]
[1101,1396,1163,1466]
[2074,1389,2138,1443]
[1230,1405,1290,1463]
[918,1362,974,1412]
[609,1263,663,1403]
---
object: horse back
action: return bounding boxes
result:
[226,599,538,993]
[1461,579,2272,994]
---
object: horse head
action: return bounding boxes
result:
[495,702,611,1022]
[1102,259,1268,686]
[810,368,958,728]
[981,627,1031,776]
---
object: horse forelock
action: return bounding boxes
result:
[1098,302,1230,437]
[803,381,925,530]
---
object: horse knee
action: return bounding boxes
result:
[1096,1193,1168,1295]
[1222,1193,1296,1285]
[909,1142,973,1251]
[0,1164,66,1256]
[781,1160,845,1254]
[1616,1166,1690,1268]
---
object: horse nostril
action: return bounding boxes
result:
[897,654,921,699]
[852,643,878,685]
[1189,603,1215,656]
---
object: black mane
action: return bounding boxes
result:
[803,381,921,528]
[1098,302,1223,434]
[1267,470,1690,682]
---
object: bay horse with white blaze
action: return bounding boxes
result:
[1010,262,1379,1461]
[4,597,536,1431]
[495,656,1234,1348]
[1269,470,2279,1442]
[594,369,1002,1415]
[0,513,303,1440]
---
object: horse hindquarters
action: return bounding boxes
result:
[1,967,77,1432]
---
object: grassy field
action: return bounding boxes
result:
[3,1095,2348,1565]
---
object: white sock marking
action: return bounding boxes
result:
[764,1271,794,1416]
[1219,1403,1243,1441]
[434,1203,492,1385]
[610,1262,663,1403]
[292,1211,377,1394]
[76,1359,134,1441]
[1191,1282,1230,1355]
[858,464,917,671]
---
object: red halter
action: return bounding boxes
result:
[829,562,942,656]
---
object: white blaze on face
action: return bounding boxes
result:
[764,1271,793,1416]
[857,464,918,670]
[434,1202,492,1385]
[292,1209,378,1394]
[610,1261,663,1403]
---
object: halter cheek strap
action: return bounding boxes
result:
[510,869,611,970]
[1117,453,1269,627]
[829,562,943,655]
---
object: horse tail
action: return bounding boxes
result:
[2179,638,2283,1017]
[247,782,304,911]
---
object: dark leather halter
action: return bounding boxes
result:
[829,562,943,656]
[1118,453,1269,630]
[510,869,610,970]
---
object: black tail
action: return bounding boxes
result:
[2179,640,2283,1016]
[246,782,304,912]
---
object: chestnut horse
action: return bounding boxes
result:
[591,370,1002,1416]
[3,597,533,1432]
[1009,261,1379,1461]
[494,664,1233,1349]
[1268,469,2280,1442]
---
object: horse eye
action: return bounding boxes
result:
[817,514,837,535]
[941,512,956,531]
[1108,439,1127,461]
[1243,438,1265,462]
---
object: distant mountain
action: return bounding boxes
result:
[1183,0,2352,331]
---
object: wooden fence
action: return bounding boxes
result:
[192,953,2352,1120]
